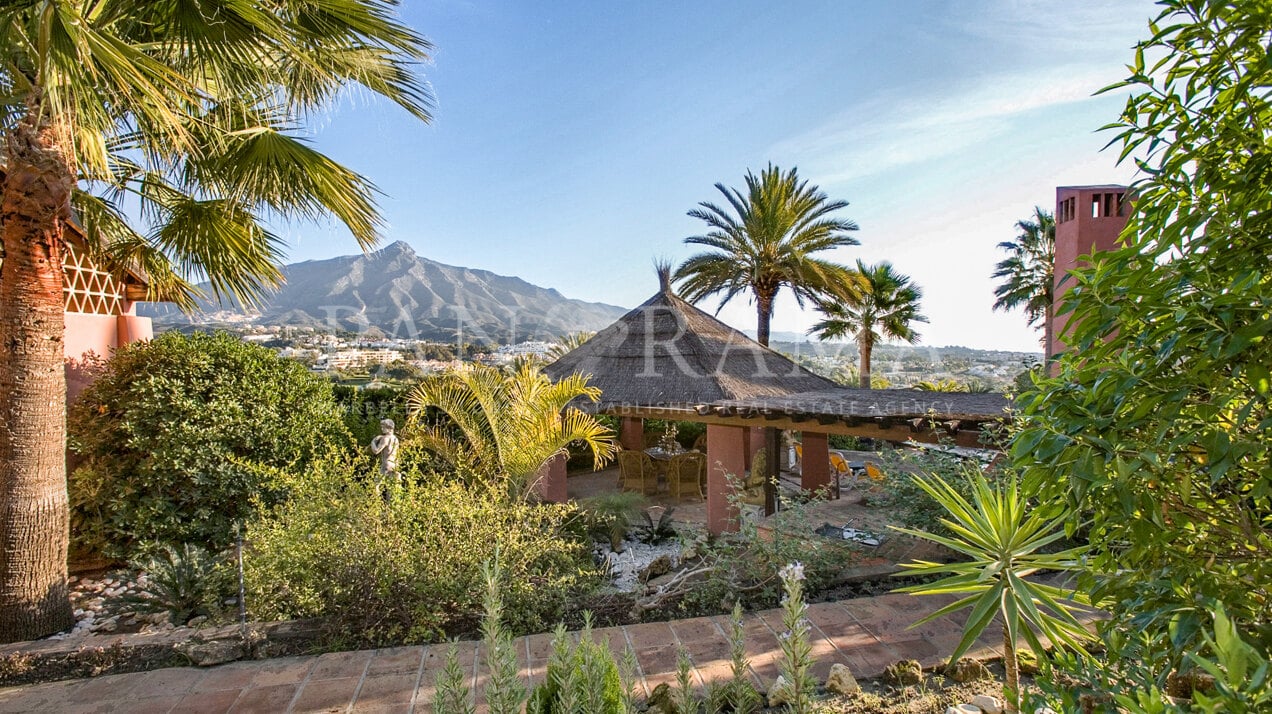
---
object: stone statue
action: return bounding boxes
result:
[370,418,400,498]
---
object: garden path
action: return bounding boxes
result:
[0,590,1056,713]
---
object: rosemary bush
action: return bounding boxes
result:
[777,562,815,713]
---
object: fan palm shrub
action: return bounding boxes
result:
[0,0,432,640]
[674,164,858,346]
[893,470,1092,713]
[810,260,927,389]
[405,363,617,499]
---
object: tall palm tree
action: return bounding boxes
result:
[991,207,1056,354]
[405,363,617,501]
[0,1,432,641]
[810,260,927,389]
[673,164,859,347]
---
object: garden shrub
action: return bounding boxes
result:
[332,383,410,446]
[244,459,600,646]
[1016,1,1272,707]
[68,331,352,557]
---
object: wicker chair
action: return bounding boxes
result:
[691,433,707,453]
[617,449,658,495]
[667,451,706,501]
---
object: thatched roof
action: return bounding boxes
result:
[543,274,839,412]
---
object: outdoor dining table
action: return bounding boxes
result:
[644,447,693,494]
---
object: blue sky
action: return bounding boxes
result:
[286,0,1157,352]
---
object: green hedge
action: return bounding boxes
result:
[68,331,352,557]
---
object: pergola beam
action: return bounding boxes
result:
[602,406,997,449]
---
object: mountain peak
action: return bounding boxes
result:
[374,240,416,259]
[146,243,629,341]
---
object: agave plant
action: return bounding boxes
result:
[892,469,1092,712]
[123,544,232,625]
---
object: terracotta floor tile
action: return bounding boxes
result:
[365,646,424,676]
[248,656,315,688]
[228,683,298,713]
[352,673,417,708]
[130,667,207,698]
[309,649,373,681]
[291,676,360,713]
[173,687,243,714]
[669,617,721,644]
[624,622,674,651]
[191,663,263,693]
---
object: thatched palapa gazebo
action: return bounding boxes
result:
[541,270,1011,534]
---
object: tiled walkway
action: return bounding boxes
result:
[0,591,1021,713]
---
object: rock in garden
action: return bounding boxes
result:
[884,659,923,686]
[972,694,1003,714]
[178,638,246,667]
[644,683,674,713]
[947,658,991,683]
[639,554,673,582]
[188,616,208,627]
[767,675,793,708]
[945,706,980,714]
[825,663,860,695]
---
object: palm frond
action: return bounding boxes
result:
[674,164,857,334]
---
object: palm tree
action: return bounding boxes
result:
[673,164,859,347]
[546,331,595,362]
[810,260,927,389]
[405,363,618,500]
[912,379,966,393]
[0,1,432,641]
[991,207,1056,354]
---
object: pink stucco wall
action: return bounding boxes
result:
[64,302,152,403]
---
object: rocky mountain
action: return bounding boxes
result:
[144,241,628,342]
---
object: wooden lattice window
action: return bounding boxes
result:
[62,241,123,315]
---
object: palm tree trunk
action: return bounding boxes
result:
[1043,303,1055,367]
[1003,624,1019,714]
[858,337,873,389]
[755,291,774,348]
[0,119,76,642]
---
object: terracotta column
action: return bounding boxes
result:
[115,300,153,348]
[619,417,644,451]
[532,453,568,503]
[746,426,766,469]
[706,424,747,535]
[800,432,832,494]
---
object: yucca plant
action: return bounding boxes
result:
[892,470,1092,713]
